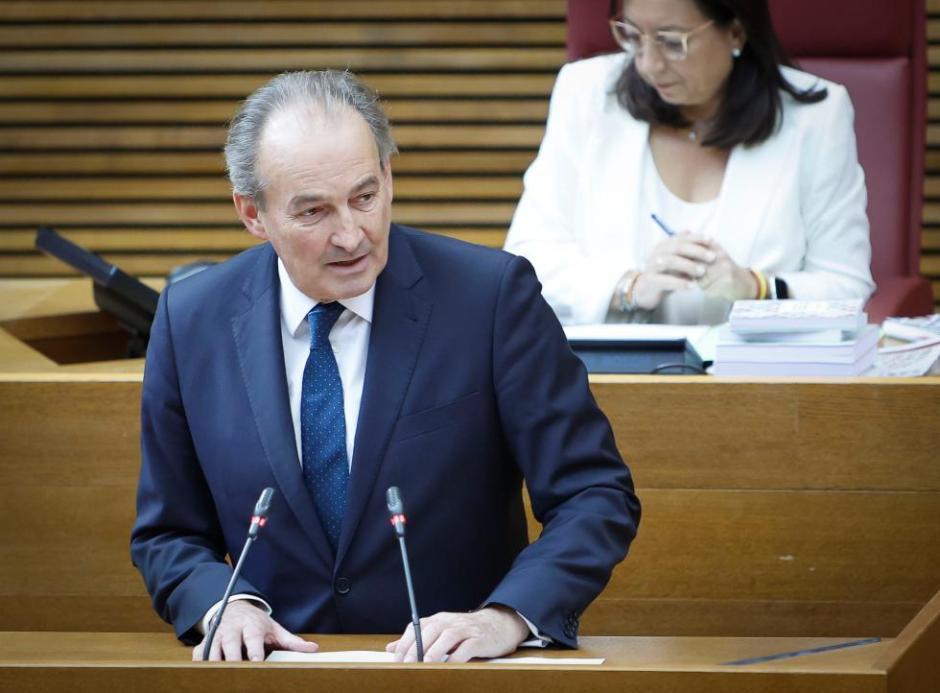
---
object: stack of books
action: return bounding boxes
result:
[713,299,877,376]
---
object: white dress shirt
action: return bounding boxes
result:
[277,259,373,467]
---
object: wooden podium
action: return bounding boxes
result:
[1,604,938,693]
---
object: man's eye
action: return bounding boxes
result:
[300,207,324,217]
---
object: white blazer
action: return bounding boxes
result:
[504,53,876,325]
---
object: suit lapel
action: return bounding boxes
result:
[336,227,431,566]
[230,245,334,567]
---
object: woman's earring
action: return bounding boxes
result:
[732,47,742,58]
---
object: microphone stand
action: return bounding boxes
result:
[387,486,423,662]
[202,488,274,661]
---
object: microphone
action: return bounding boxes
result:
[202,487,275,661]
[386,486,423,662]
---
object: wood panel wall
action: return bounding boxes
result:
[0,0,565,275]
[1,0,937,310]
[1,377,938,637]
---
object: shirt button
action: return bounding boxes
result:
[334,577,351,595]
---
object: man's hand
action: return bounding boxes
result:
[385,605,530,663]
[191,600,319,662]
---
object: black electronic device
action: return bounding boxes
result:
[569,338,706,374]
[34,226,160,357]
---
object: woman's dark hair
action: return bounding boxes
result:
[610,0,826,148]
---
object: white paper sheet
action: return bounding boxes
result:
[873,321,940,376]
[267,650,394,663]
[870,340,940,377]
[266,650,605,665]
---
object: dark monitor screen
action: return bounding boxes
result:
[568,338,705,374]
[34,227,159,348]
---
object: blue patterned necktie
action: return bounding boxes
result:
[301,301,348,552]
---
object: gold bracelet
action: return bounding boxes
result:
[749,269,768,300]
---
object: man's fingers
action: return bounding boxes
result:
[422,627,464,663]
[207,629,225,661]
[392,622,417,661]
[272,624,319,653]
[405,620,447,663]
[220,630,244,661]
[447,638,483,663]
[244,628,266,663]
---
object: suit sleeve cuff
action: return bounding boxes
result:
[516,611,553,648]
[197,595,273,635]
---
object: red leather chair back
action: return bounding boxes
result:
[566,0,926,283]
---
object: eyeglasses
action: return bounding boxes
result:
[609,18,715,62]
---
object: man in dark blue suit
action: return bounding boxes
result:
[131,70,640,663]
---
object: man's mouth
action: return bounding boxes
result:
[328,254,368,270]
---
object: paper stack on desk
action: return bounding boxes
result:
[713,300,876,376]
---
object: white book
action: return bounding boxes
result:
[723,328,844,344]
[716,324,879,364]
[729,299,866,334]
[712,342,877,376]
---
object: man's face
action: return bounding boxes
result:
[234,104,392,302]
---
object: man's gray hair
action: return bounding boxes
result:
[224,69,398,200]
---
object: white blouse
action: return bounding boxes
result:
[634,145,730,324]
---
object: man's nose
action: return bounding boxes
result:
[332,207,362,252]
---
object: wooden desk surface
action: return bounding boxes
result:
[0,632,900,693]
[0,278,152,375]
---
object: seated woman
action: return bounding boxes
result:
[504,0,875,325]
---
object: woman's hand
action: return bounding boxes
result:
[697,239,759,301]
[632,232,715,310]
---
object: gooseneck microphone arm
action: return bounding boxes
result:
[386,486,423,663]
[202,487,275,661]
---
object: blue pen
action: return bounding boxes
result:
[651,213,677,236]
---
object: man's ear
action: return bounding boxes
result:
[382,159,394,203]
[233,192,268,240]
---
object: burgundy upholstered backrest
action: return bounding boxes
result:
[566,0,926,280]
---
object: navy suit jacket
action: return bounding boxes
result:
[131,225,640,647]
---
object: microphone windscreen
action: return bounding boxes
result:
[386,486,404,515]
[254,487,275,516]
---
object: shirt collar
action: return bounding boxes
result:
[277,258,375,338]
